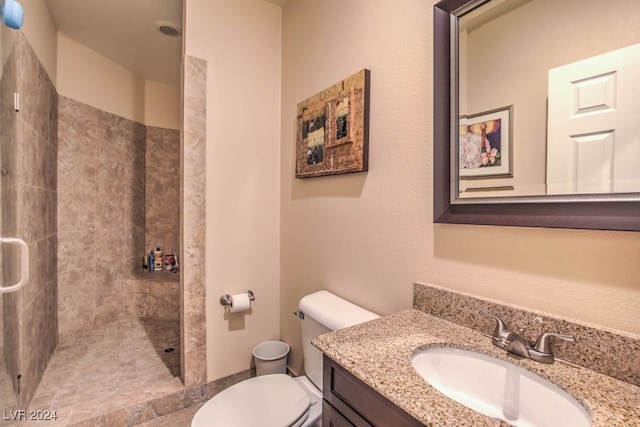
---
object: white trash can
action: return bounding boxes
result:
[252,341,289,376]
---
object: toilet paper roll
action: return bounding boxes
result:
[229,293,251,313]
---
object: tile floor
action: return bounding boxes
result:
[138,403,203,427]
[1,318,182,426]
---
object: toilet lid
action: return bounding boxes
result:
[192,374,311,427]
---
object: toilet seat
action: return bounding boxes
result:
[191,374,311,427]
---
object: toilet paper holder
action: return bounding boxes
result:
[220,290,255,306]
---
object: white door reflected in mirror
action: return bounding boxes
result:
[547,43,640,195]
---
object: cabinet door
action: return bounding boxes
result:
[323,355,424,427]
[322,400,358,427]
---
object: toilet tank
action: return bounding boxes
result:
[298,290,379,391]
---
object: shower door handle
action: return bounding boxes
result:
[0,236,29,293]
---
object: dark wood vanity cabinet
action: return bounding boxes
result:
[322,355,424,427]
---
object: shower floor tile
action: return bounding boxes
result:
[1,318,182,427]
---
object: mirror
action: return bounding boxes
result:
[434,0,640,231]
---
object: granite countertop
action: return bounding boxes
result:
[313,309,640,426]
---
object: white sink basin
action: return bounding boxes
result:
[411,347,591,427]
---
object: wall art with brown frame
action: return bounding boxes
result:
[295,69,370,178]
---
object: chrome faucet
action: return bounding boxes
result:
[480,311,575,364]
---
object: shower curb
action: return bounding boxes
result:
[68,369,252,426]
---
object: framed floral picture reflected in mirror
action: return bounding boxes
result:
[459,105,513,179]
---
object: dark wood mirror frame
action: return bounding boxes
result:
[433,0,640,231]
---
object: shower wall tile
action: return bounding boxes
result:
[2,185,17,236]
[40,235,57,288]
[95,266,121,298]
[0,109,18,189]
[17,184,54,245]
[95,228,125,266]
[181,55,207,387]
[16,33,40,135]
[57,138,96,195]
[21,241,40,307]
[0,31,18,185]
[18,120,38,186]
[35,187,52,239]
[183,188,205,248]
[124,225,145,273]
[58,96,95,147]
[58,192,95,232]
[182,129,206,193]
[122,278,180,321]
[146,127,180,254]
[58,96,139,335]
[1,241,20,290]
[124,123,147,169]
[58,267,95,339]
[96,152,126,195]
[95,294,121,326]
[20,281,58,409]
[96,194,125,229]
[95,271,122,326]
[58,95,183,338]
[22,237,58,310]
[17,183,38,243]
[0,29,20,405]
[58,230,95,273]
[2,290,20,392]
[125,168,146,226]
[9,31,58,409]
[37,135,58,191]
[42,188,56,237]
[125,122,146,275]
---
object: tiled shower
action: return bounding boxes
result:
[1,29,58,411]
[57,96,147,338]
[57,97,181,340]
[1,24,188,420]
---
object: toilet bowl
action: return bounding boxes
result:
[191,291,378,427]
[191,374,320,427]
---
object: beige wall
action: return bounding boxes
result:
[280,0,640,375]
[56,32,146,124]
[145,81,181,129]
[20,0,57,82]
[184,0,282,380]
[56,31,180,129]
[21,0,180,129]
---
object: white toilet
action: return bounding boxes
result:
[191,290,379,427]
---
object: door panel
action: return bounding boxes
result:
[1,23,20,413]
[547,43,640,194]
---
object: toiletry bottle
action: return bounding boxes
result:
[149,251,154,271]
[153,247,163,271]
[143,254,148,270]
[164,252,175,269]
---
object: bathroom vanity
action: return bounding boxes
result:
[322,355,422,426]
[315,308,640,426]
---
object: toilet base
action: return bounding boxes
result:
[293,375,322,427]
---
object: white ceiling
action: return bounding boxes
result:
[45,0,287,86]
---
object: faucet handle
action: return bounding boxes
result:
[480,311,508,338]
[533,332,575,354]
